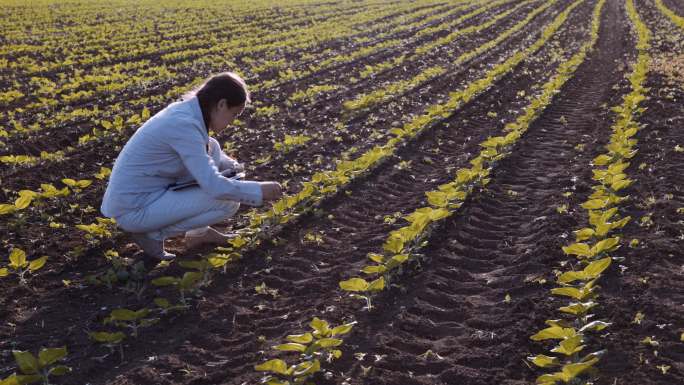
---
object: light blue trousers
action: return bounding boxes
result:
[114,139,239,240]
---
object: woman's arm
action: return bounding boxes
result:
[168,121,263,206]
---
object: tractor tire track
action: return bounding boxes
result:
[25,1,612,384]
[323,1,634,384]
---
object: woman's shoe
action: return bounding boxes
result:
[130,233,176,261]
[184,226,235,250]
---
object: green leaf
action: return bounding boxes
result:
[581,199,608,210]
[255,359,290,375]
[574,228,594,242]
[28,256,47,272]
[583,257,612,278]
[383,234,404,254]
[109,308,148,321]
[293,359,320,377]
[562,243,592,257]
[310,317,330,334]
[9,249,27,269]
[528,354,559,368]
[361,265,386,274]
[558,270,587,284]
[274,343,306,352]
[559,357,599,381]
[425,191,448,207]
[331,322,356,336]
[314,338,342,348]
[592,154,612,166]
[0,268,9,277]
[339,278,369,292]
[559,301,597,315]
[286,333,313,344]
[0,204,17,215]
[367,253,384,263]
[38,347,67,366]
[179,271,202,290]
[14,192,35,210]
[551,335,584,356]
[367,276,385,292]
[47,365,71,376]
[579,321,611,332]
[551,287,583,300]
[591,237,620,255]
[12,351,39,374]
[89,331,125,344]
[154,298,170,309]
[530,326,577,341]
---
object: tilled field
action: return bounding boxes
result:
[0,1,683,385]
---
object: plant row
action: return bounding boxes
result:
[529,1,651,383]
[252,1,593,382]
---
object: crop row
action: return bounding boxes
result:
[0,1,474,158]
[342,0,552,112]
[0,0,536,220]
[0,0,560,268]
[4,0,572,367]
[0,1,443,133]
[528,1,652,383]
[255,1,602,382]
[654,0,684,30]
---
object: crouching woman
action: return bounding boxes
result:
[100,72,281,260]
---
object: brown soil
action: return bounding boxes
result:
[1,1,682,385]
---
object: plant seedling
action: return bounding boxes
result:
[7,347,71,385]
[255,317,356,384]
[89,331,126,362]
[104,308,158,338]
[0,248,47,285]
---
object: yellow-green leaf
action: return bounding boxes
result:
[551,287,583,300]
[310,317,329,334]
[528,354,559,368]
[551,335,584,356]
[255,359,290,375]
[331,322,356,337]
[591,237,620,255]
[38,347,67,366]
[574,228,594,242]
[367,253,384,263]
[339,278,369,292]
[562,243,592,257]
[583,257,611,278]
[286,333,313,344]
[0,268,9,277]
[315,338,342,348]
[89,331,125,343]
[383,234,404,254]
[12,351,39,374]
[559,357,599,381]
[274,343,306,352]
[48,365,71,376]
[361,265,386,274]
[9,248,27,269]
[581,199,607,210]
[0,204,17,215]
[28,256,48,272]
[367,276,385,292]
[530,326,577,341]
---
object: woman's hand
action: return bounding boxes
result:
[260,182,283,202]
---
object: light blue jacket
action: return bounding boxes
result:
[101,96,263,219]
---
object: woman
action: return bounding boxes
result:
[101,72,282,260]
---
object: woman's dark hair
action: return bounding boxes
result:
[191,72,251,129]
